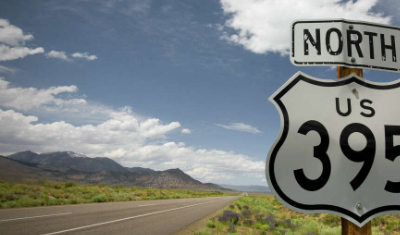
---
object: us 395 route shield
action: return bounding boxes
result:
[266,72,400,227]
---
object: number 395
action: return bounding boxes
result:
[295,120,400,193]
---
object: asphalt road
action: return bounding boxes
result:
[0,196,240,235]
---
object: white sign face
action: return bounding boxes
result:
[266,72,400,227]
[291,19,400,72]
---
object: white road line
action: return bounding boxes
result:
[42,198,231,235]
[0,212,72,222]
[137,204,156,207]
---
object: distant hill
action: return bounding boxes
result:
[204,183,229,191]
[3,151,231,191]
[8,151,128,173]
[219,184,270,193]
[126,167,156,173]
[0,156,46,182]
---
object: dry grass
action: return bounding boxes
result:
[0,180,228,209]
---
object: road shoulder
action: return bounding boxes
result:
[173,206,227,235]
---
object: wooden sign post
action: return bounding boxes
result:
[337,66,371,235]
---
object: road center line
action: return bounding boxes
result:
[0,212,72,222]
[42,198,232,235]
[137,204,156,207]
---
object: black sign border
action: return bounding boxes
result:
[292,19,400,72]
[269,73,400,224]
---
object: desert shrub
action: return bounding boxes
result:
[271,198,280,206]
[0,180,226,209]
[35,179,48,185]
[227,223,236,233]
[146,191,155,197]
[264,216,276,228]
[206,220,215,228]
[372,227,384,235]
[47,198,65,205]
[193,230,213,235]
[286,232,300,235]
[298,220,319,234]
[216,222,224,231]
[321,226,340,235]
[291,218,305,227]
[385,220,398,231]
[0,182,10,188]
[260,224,270,231]
[11,186,25,195]
[91,194,107,203]
[28,192,38,199]
[255,214,264,222]
[69,198,78,204]
[372,216,387,227]
[4,191,17,201]
[281,219,295,229]
[218,211,239,225]
[52,184,63,189]
[114,193,132,201]
[241,209,251,219]
[243,219,254,227]
[64,182,74,188]
[3,201,17,208]
[16,198,41,207]
[321,214,340,227]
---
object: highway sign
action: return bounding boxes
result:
[291,19,400,72]
[266,72,400,226]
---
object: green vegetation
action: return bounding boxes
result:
[194,194,399,235]
[207,220,216,228]
[0,180,227,209]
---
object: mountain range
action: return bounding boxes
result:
[1,151,229,191]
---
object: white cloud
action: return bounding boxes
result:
[0,78,79,111]
[181,128,191,134]
[0,80,264,183]
[45,50,72,62]
[0,44,44,62]
[0,78,115,123]
[216,122,261,134]
[72,52,98,61]
[0,109,180,157]
[121,0,152,15]
[0,19,44,62]
[0,19,34,46]
[120,142,265,182]
[0,65,17,74]
[0,109,265,182]
[104,148,127,158]
[220,0,391,54]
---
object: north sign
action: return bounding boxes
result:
[291,19,400,72]
[266,72,400,226]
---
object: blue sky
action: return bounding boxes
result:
[0,0,400,185]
